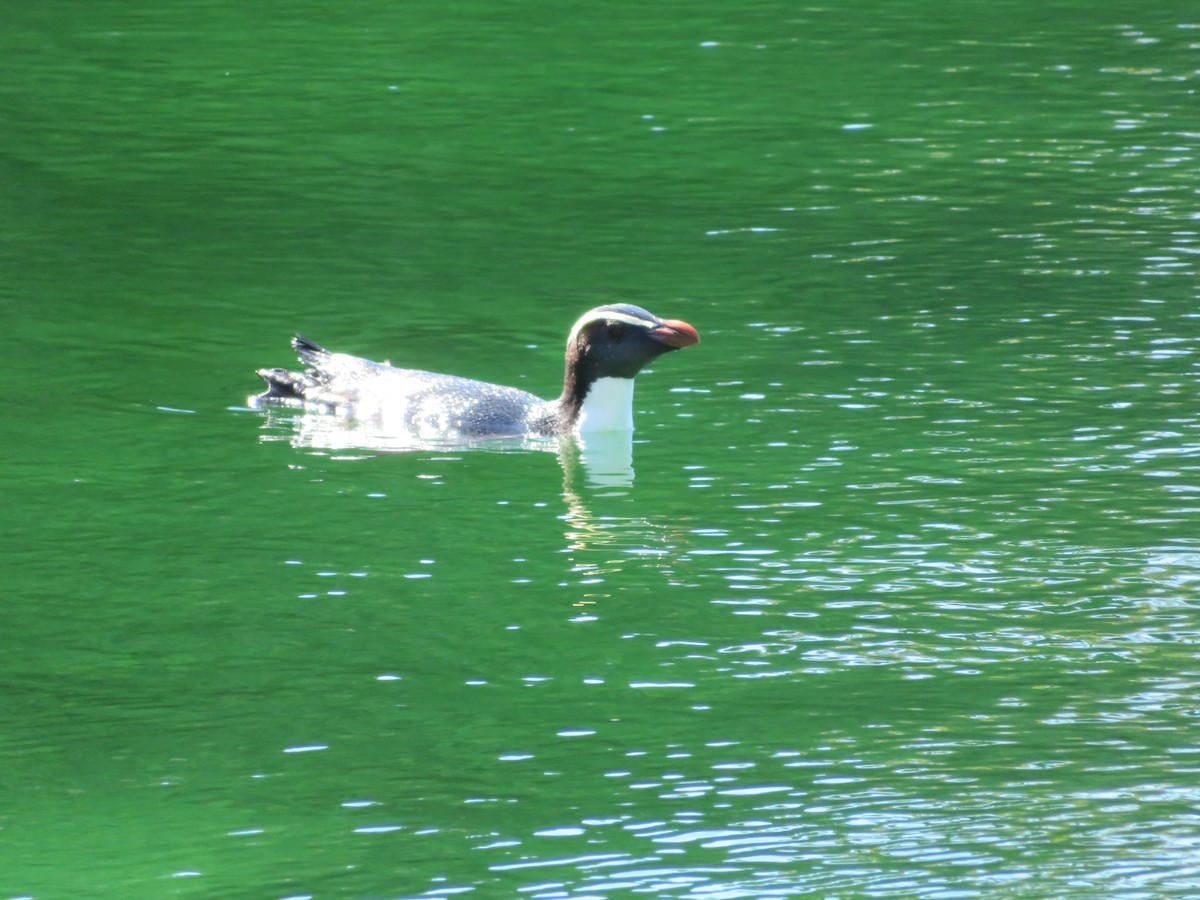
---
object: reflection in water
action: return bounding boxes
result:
[255,405,646,554]
[559,430,634,492]
[558,432,700,618]
[253,406,642,504]
[256,405,695,616]
[254,403,646,492]
[253,405,558,456]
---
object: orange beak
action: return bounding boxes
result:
[650,318,700,349]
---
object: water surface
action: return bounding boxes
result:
[4,1,1200,897]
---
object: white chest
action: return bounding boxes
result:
[574,376,635,433]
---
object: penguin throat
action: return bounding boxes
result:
[573,376,635,433]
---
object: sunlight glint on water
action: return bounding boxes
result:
[2,2,1199,897]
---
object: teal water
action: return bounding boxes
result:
[4,1,1200,897]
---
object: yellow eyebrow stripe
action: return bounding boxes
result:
[566,308,654,348]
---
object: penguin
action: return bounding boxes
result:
[250,303,699,439]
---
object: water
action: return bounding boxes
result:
[4,1,1200,897]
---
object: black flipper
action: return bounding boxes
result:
[291,334,329,369]
[249,335,331,406]
[253,367,313,404]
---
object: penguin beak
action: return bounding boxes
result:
[649,318,700,349]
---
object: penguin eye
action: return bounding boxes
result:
[606,322,626,341]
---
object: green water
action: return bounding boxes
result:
[5,1,1200,897]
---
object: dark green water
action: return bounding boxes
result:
[5,1,1200,897]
